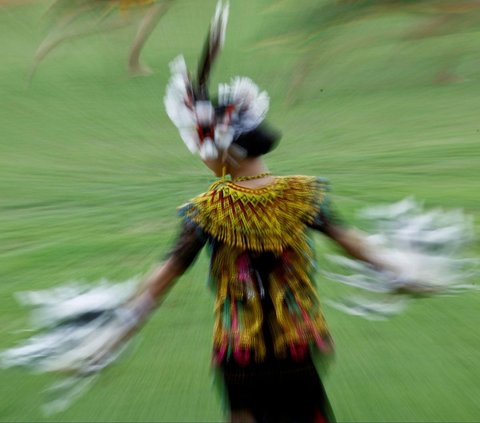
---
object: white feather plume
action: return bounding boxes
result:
[164,55,200,154]
[220,77,270,133]
[163,2,270,158]
[1,280,141,371]
[179,128,200,154]
[0,279,150,413]
[15,278,138,329]
[324,198,479,319]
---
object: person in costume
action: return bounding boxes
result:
[2,1,476,421]
[29,0,172,80]
[107,4,444,421]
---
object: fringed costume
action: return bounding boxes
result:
[169,176,337,421]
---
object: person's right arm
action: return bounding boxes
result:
[87,221,207,367]
[129,221,207,320]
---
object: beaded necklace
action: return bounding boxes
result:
[232,172,272,182]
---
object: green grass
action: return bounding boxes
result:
[0,0,479,421]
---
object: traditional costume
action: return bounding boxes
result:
[161,5,338,417]
[167,175,337,420]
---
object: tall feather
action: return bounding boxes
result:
[196,1,229,98]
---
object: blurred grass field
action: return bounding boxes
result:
[1,0,479,421]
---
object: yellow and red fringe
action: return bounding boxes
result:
[180,176,333,362]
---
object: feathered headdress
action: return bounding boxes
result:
[164,1,270,162]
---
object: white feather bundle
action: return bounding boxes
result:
[15,278,138,329]
[359,197,475,254]
[164,56,200,154]
[195,101,215,125]
[164,2,269,158]
[1,312,129,373]
[220,77,270,134]
[218,82,231,108]
[324,198,479,319]
[0,279,151,413]
[1,280,142,372]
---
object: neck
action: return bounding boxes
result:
[229,157,269,180]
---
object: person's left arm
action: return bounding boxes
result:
[310,202,439,294]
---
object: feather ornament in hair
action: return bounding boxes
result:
[164,55,200,153]
[197,1,229,94]
[164,1,271,160]
[164,2,229,157]
[221,77,270,134]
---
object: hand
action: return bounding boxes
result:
[79,292,157,375]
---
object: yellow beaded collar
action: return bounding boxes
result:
[180,176,327,253]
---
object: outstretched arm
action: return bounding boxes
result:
[319,216,441,295]
[323,224,387,272]
[138,256,184,300]
[88,222,206,367]
[127,256,185,320]
[309,196,398,273]
[128,221,207,322]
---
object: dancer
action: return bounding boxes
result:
[2,2,476,421]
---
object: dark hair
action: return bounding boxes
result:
[232,124,281,157]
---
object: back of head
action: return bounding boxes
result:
[232,124,281,158]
